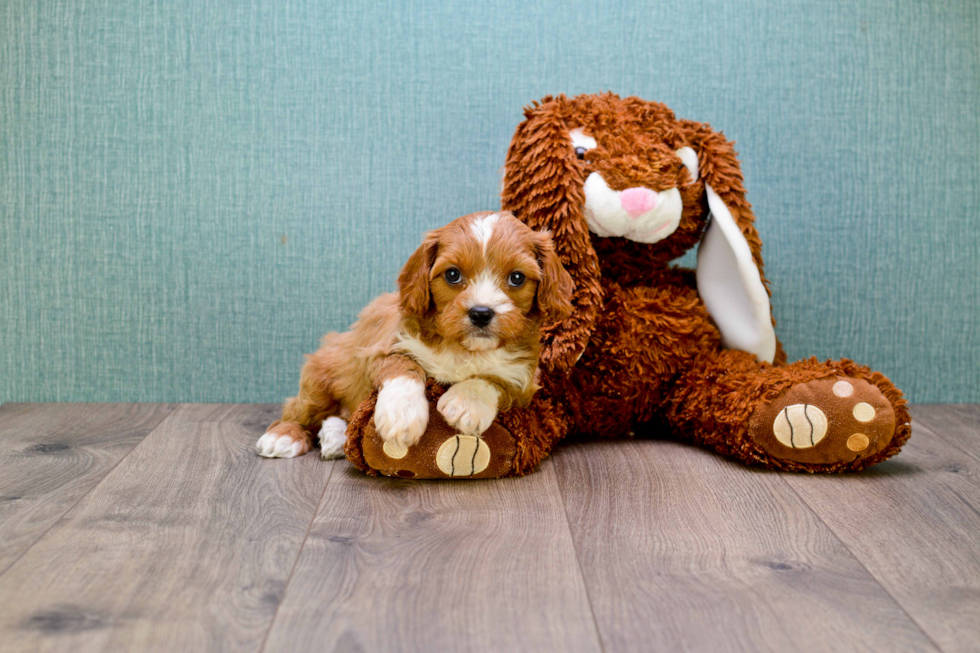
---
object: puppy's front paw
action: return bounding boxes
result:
[374,376,429,447]
[437,379,499,435]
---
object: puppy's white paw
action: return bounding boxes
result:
[256,431,309,458]
[437,379,499,435]
[318,416,348,460]
[374,377,429,447]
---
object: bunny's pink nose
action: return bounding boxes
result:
[620,187,659,218]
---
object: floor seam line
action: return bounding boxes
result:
[552,456,607,653]
[258,458,336,653]
[0,403,177,580]
[915,417,980,466]
[776,473,946,652]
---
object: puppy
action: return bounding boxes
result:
[256,211,574,460]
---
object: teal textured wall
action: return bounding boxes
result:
[2,0,978,404]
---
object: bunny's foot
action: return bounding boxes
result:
[748,376,904,470]
[344,380,570,478]
[344,380,518,479]
[351,397,517,479]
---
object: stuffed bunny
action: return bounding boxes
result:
[345,93,910,477]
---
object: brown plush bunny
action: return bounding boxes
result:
[346,92,910,477]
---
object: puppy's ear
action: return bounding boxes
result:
[532,230,575,325]
[398,232,439,317]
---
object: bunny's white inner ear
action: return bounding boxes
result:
[696,185,777,364]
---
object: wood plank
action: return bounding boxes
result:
[0,402,174,576]
[553,438,937,652]
[0,403,330,652]
[262,458,602,653]
[906,404,979,460]
[781,406,980,653]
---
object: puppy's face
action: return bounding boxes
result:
[399,212,573,352]
[430,213,540,352]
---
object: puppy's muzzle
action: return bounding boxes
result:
[467,306,495,328]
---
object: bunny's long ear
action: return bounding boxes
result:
[502,97,603,373]
[681,122,777,364]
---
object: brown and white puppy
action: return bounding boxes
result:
[256,211,573,460]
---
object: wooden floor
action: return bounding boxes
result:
[0,404,977,652]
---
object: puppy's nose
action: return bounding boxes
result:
[468,306,495,328]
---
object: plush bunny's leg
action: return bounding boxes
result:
[494,389,569,476]
[344,380,568,478]
[663,351,911,472]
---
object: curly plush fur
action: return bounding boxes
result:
[345,93,910,476]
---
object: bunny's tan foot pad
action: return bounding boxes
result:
[748,377,897,468]
[359,399,517,479]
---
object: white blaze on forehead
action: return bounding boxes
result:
[468,271,513,314]
[470,213,501,253]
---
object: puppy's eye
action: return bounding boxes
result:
[444,268,462,284]
[574,147,587,160]
[508,271,526,288]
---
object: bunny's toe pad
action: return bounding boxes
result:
[749,377,897,467]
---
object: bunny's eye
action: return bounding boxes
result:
[569,128,597,161]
